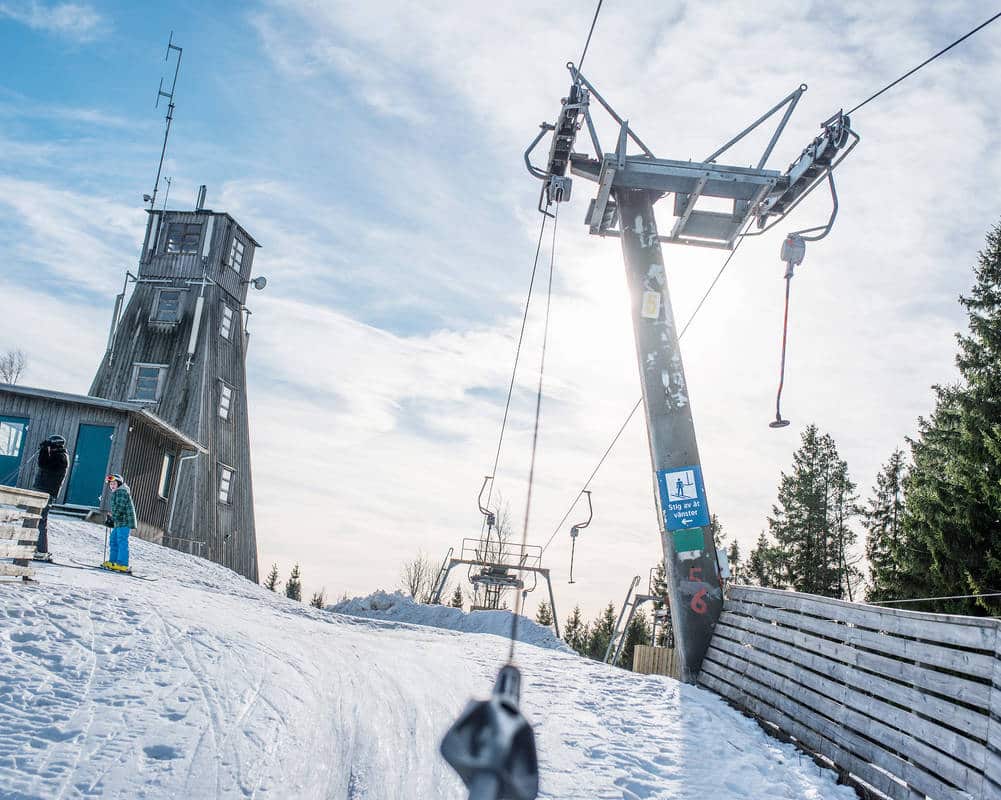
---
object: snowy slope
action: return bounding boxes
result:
[0,518,857,800]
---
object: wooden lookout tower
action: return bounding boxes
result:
[90,186,263,581]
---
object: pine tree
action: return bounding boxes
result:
[620,609,651,670]
[726,540,743,583]
[864,449,908,602]
[767,425,860,597]
[747,531,782,587]
[650,561,674,646]
[263,563,279,592]
[562,605,589,655]
[284,563,302,601]
[587,602,617,661]
[309,589,326,609]
[903,220,1001,615]
[535,601,554,627]
[449,585,464,609]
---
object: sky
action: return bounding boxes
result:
[2,0,1000,620]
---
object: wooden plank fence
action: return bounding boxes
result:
[0,485,48,581]
[633,644,681,679]
[699,584,1001,800]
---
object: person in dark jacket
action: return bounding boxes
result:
[31,435,69,561]
[104,473,136,572]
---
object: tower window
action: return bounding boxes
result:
[151,289,184,324]
[163,223,202,254]
[220,303,234,340]
[158,452,175,499]
[218,464,234,504]
[218,382,234,420]
[229,238,245,272]
[129,363,167,402]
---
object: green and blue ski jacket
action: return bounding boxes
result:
[109,484,137,529]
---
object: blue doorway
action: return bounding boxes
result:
[0,415,29,487]
[66,424,114,507]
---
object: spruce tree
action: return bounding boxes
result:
[263,563,279,592]
[903,220,1001,614]
[534,601,554,627]
[309,589,326,609]
[587,602,617,661]
[562,605,589,654]
[864,449,908,602]
[284,563,302,601]
[620,609,651,670]
[650,561,674,646]
[726,540,743,583]
[767,425,859,597]
[747,531,781,587]
[449,585,464,609]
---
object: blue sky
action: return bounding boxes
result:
[3,0,1001,618]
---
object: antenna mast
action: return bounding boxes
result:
[149,32,182,212]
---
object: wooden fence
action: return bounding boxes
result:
[633,644,680,679]
[699,584,1001,800]
[0,485,48,581]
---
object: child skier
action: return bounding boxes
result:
[104,474,136,572]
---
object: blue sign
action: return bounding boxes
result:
[656,465,710,531]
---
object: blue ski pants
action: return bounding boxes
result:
[109,526,131,566]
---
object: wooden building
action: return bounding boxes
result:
[0,384,204,546]
[89,191,263,581]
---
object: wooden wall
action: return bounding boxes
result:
[632,645,680,679]
[122,414,185,544]
[0,391,128,505]
[699,585,1001,800]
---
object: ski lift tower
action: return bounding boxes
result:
[526,64,857,682]
[430,477,560,635]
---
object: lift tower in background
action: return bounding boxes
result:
[527,64,856,682]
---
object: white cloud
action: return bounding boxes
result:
[0,1,107,41]
[4,1,1001,619]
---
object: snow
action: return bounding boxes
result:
[332,590,571,652]
[0,518,858,799]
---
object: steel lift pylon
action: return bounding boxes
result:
[525,63,858,683]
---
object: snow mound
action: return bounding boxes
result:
[331,590,571,652]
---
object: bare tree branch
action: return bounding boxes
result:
[0,349,26,385]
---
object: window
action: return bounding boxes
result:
[130,364,167,402]
[218,464,234,504]
[0,418,27,458]
[228,237,245,272]
[163,223,201,254]
[152,289,183,324]
[158,452,175,499]
[218,382,233,420]
[220,303,234,340]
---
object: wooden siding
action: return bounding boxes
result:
[122,414,184,544]
[699,584,1001,800]
[632,645,680,678]
[0,390,128,506]
[92,207,260,582]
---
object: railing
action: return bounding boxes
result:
[460,538,542,570]
[699,584,1001,800]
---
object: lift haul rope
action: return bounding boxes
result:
[540,8,1001,558]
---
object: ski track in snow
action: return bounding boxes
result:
[0,519,857,800]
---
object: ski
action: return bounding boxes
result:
[67,558,159,581]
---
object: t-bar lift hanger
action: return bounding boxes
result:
[567,490,592,584]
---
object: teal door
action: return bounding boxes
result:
[0,415,30,487]
[66,424,115,507]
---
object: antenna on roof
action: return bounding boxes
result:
[148,31,182,212]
